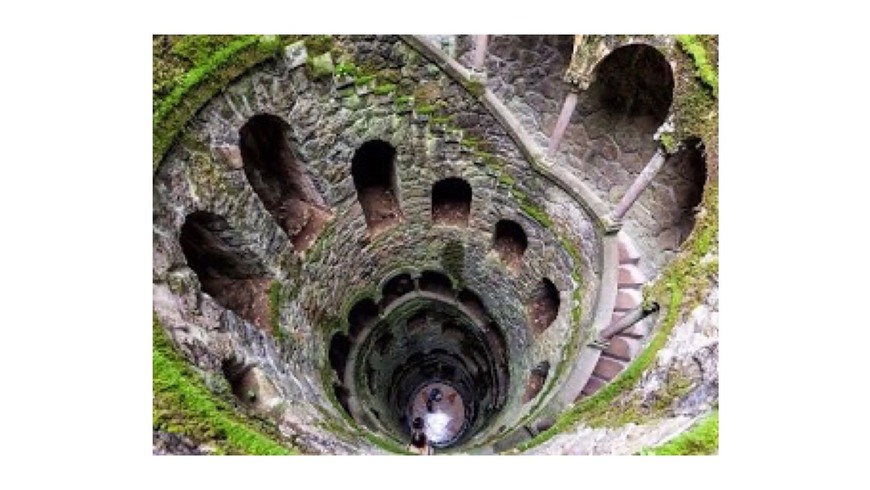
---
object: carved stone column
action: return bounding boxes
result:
[472,35,489,71]
[610,148,668,222]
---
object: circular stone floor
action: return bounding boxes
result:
[409,382,467,447]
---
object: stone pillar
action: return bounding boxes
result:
[472,35,489,71]
[546,91,579,158]
[609,148,667,222]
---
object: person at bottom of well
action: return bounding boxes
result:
[407,417,433,455]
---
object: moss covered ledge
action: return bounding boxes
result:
[640,409,718,455]
[153,315,298,455]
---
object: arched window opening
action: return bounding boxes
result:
[351,140,403,234]
[522,361,551,404]
[528,278,560,334]
[492,219,528,270]
[419,270,454,297]
[432,177,472,227]
[240,114,331,252]
[380,273,415,310]
[179,211,272,332]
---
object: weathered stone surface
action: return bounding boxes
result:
[581,375,606,395]
[617,263,645,288]
[592,357,625,381]
[524,414,700,455]
[616,231,641,265]
[614,289,642,312]
[284,41,308,70]
[604,335,642,361]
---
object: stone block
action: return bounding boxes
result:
[616,230,641,265]
[283,41,307,70]
[213,145,243,170]
[592,357,625,381]
[604,335,641,362]
[581,375,606,396]
[617,264,646,288]
[614,289,641,312]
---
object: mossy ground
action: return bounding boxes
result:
[152,315,297,455]
[641,409,718,455]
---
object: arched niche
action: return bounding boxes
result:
[351,140,403,234]
[432,177,472,227]
[179,211,272,332]
[239,113,332,253]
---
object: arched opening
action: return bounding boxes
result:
[528,278,560,334]
[432,177,472,227]
[239,114,331,253]
[492,219,528,270]
[179,211,272,332]
[380,273,415,310]
[329,332,351,381]
[655,138,708,251]
[348,298,379,340]
[418,270,454,297]
[588,44,674,129]
[522,361,551,404]
[222,357,257,405]
[351,140,403,234]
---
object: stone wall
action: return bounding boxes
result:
[152,35,605,451]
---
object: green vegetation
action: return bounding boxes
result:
[676,35,718,99]
[373,83,398,95]
[153,35,284,170]
[354,74,375,86]
[334,62,359,77]
[269,280,286,343]
[414,104,436,115]
[153,315,296,455]
[641,410,718,455]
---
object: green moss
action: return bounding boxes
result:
[659,132,676,153]
[307,52,335,79]
[676,35,718,99]
[153,315,296,455]
[153,35,283,170]
[394,95,414,105]
[373,83,398,95]
[518,198,553,229]
[302,35,335,58]
[268,280,285,343]
[334,62,358,77]
[641,410,718,455]
[354,74,375,86]
[464,79,486,98]
[414,104,436,115]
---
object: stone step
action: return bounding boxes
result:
[616,231,641,265]
[603,335,642,362]
[617,263,646,289]
[614,288,642,312]
[579,374,608,398]
[592,356,626,381]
